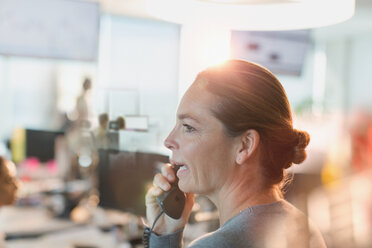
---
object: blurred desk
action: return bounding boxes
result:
[0,207,80,239]
[5,226,118,248]
[0,206,136,248]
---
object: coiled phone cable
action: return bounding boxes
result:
[143,210,164,248]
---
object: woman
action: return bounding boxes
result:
[145,60,326,247]
[0,156,18,248]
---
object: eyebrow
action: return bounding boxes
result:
[177,113,200,124]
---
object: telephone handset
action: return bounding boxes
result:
[143,166,186,248]
[156,165,186,219]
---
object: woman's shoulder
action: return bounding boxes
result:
[188,209,263,248]
[188,230,234,248]
[245,199,327,248]
[189,200,326,248]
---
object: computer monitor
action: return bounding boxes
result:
[25,129,64,163]
[97,149,169,216]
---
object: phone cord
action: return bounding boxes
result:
[143,210,164,248]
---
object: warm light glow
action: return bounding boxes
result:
[197,29,231,68]
[177,24,231,98]
[146,0,355,31]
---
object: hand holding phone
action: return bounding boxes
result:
[156,165,186,219]
[145,163,193,236]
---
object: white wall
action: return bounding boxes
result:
[349,33,372,110]
[0,57,58,140]
[312,3,372,113]
[98,15,180,146]
[313,32,372,113]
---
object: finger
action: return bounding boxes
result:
[161,163,176,182]
[153,173,171,191]
[151,186,163,196]
[145,186,162,204]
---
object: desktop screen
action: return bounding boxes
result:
[25,129,64,163]
[98,149,169,216]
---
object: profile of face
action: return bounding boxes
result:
[164,79,240,195]
[0,158,18,207]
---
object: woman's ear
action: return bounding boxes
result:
[236,129,260,165]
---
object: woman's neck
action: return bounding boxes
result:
[208,167,282,226]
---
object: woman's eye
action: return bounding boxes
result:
[182,124,196,133]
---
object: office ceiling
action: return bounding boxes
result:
[91,0,372,37]
[92,0,371,19]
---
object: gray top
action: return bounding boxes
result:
[150,199,327,248]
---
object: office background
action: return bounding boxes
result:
[0,0,371,247]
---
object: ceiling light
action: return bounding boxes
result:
[145,0,355,30]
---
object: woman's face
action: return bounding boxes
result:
[164,79,240,195]
[0,159,18,206]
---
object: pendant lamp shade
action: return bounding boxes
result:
[146,0,355,30]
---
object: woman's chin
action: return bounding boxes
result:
[178,181,192,193]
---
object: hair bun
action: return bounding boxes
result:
[292,130,310,164]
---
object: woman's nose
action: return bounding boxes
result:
[164,130,178,150]
[164,137,175,150]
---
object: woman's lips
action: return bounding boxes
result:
[177,164,189,177]
[170,160,189,177]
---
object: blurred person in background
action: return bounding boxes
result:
[116,116,126,130]
[75,78,93,127]
[93,113,109,149]
[0,156,18,248]
[145,60,326,248]
[64,78,96,179]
